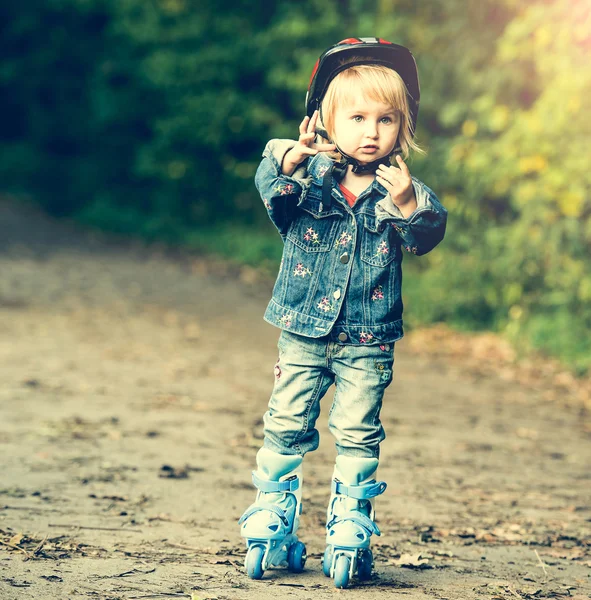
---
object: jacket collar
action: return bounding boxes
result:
[307,153,336,185]
[308,153,390,199]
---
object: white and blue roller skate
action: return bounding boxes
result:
[323,456,387,589]
[239,448,306,579]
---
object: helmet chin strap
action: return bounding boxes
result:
[315,126,398,208]
[334,143,395,174]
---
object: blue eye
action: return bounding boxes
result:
[380,117,392,124]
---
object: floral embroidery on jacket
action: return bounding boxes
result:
[279,313,293,328]
[371,285,384,301]
[359,332,374,344]
[293,263,313,278]
[317,297,335,313]
[334,232,353,248]
[274,183,294,195]
[404,245,418,255]
[390,223,404,234]
[375,241,389,257]
[317,165,329,178]
[303,227,321,245]
[263,198,272,210]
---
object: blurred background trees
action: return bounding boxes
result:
[1,0,590,371]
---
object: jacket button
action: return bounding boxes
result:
[338,332,348,342]
[333,289,341,300]
[339,252,350,264]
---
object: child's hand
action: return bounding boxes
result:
[281,110,336,176]
[376,156,416,209]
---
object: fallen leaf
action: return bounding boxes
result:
[392,553,431,569]
[9,534,24,546]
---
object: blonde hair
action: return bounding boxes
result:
[320,63,424,160]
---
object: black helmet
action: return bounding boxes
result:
[306,37,420,137]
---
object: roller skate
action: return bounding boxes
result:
[322,456,387,589]
[238,448,306,579]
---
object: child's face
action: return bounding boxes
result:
[331,90,400,166]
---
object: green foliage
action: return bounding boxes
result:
[1,0,590,373]
[185,223,282,272]
[431,0,591,372]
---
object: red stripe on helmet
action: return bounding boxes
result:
[378,38,393,44]
[338,38,362,45]
[308,59,320,89]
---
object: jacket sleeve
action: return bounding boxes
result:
[375,177,447,256]
[254,139,312,237]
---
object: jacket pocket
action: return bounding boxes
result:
[286,200,341,253]
[360,215,397,267]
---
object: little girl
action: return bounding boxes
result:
[238,37,447,588]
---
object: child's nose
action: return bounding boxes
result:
[365,121,379,137]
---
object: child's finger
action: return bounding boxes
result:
[298,132,316,145]
[376,169,401,187]
[377,164,396,178]
[300,147,319,156]
[395,154,411,175]
[378,163,404,180]
[375,175,390,188]
[314,143,336,152]
[308,110,318,134]
[299,116,310,136]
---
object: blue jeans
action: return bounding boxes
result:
[263,330,395,459]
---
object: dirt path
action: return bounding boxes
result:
[0,199,589,600]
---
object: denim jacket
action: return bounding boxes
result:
[255,139,447,345]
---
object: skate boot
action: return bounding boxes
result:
[238,448,306,579]
[322,456,387,588]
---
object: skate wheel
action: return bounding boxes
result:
[322,546,333,577]
[287,541,307,573]
[357,548,373,581]
[333,554,351,589]
[245,544,265,580]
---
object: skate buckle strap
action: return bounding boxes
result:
[252,471,300,493]
[332,479,387,500]
[327,511,382,536]
[238,502,290,527]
